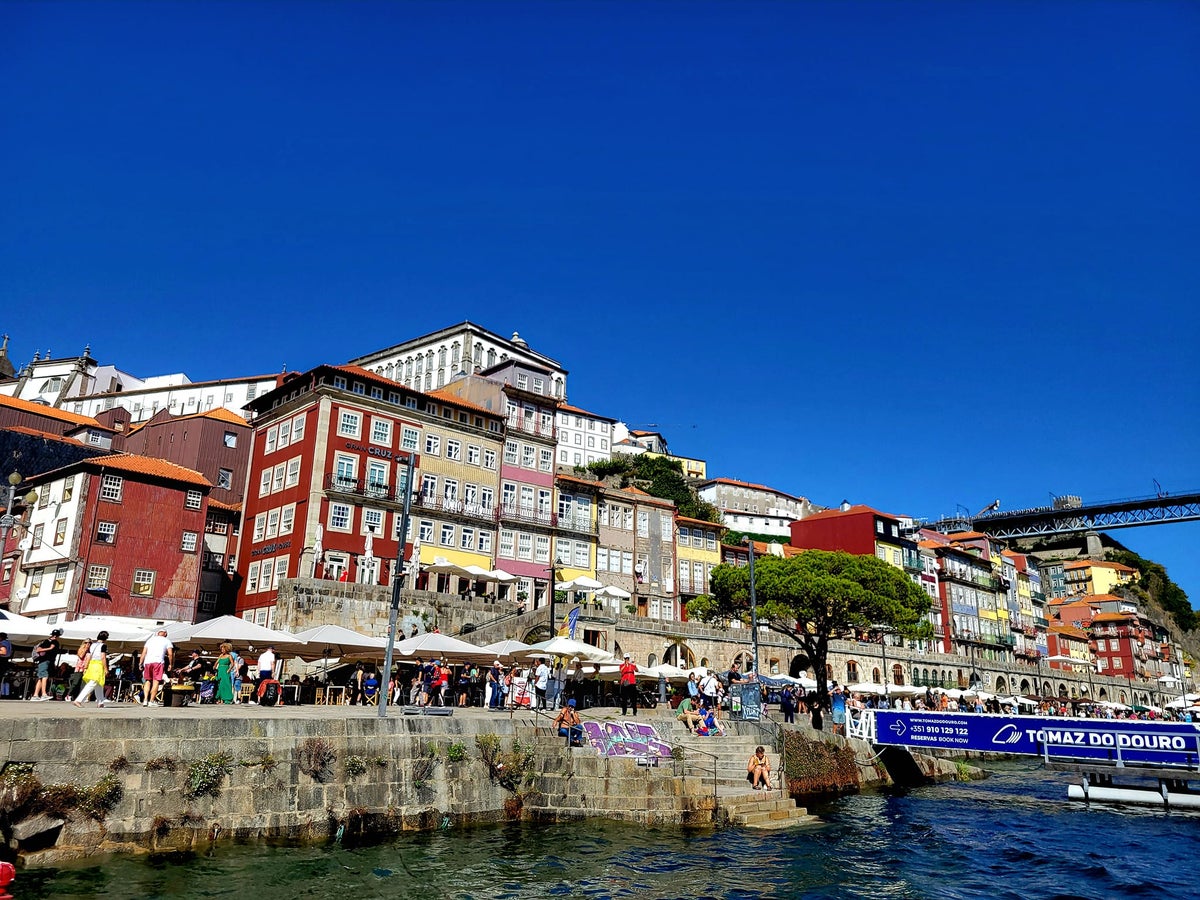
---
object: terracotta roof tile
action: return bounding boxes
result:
[0,393,103,427]
[80,453,211,487]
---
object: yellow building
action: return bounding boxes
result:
[1063,559,1137,597]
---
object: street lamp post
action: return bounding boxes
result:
[744,539,758,676]
[378,452,417,719]
[872,624,897,708]
[0,472,37,550]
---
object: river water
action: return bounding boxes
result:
[21,762,1200,899]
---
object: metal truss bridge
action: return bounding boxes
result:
[929,489,1200,540]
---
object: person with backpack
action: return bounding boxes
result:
[29,629,62,701]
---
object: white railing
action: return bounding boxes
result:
[847,709,876,743]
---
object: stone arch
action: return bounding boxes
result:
[647,652,658,668]
[700,657,710,669]
[1058,683,1069,698]
[872,667,882,684]
[892,664,905,686]
[1119,690,1128,704]
[788,654,811,678]
[994,676,1007,694]
[1098,687,1108,700]
[845,660,860,683]
[1019,678,1031,694]
[663,643,695,668]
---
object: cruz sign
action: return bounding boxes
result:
[873,711,1200,770]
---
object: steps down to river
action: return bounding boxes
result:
[664,721,817,830]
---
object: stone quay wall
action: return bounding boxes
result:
[0,709,715,867]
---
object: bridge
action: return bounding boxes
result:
[925,489,1200,540]
[847,708,1200,808]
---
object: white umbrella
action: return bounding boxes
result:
[644,663,689,680]
[488,568,518,583]
[594,585,631,599]
[392,631,493,660]
[165,615,303,651]
[56,615,166,650]
[558,575,602,591]
[525,636,615,663]
[482,639,534,660]
[424,557,469,576]
[0,609,53,642]
[460,564,493,579]
[292,624,387,661]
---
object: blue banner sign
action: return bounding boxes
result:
[873,711,1200,770]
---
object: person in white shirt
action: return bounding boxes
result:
[139,629,174,707]
[256,646,276,688]
[534,660,550,710]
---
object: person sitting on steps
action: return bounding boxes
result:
[553,698,585,746]
[747,745,773,791]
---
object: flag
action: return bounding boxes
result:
[557,606,580,639]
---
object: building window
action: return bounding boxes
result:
[223,431,238,449]
[330,503,352,531]
[467,445,481,465]
[517,533,532,560]
[265,426,278,454]
[286,457,301,488]
[483,448,497,470]
[99,474,123,502]
[440,523,455,546]
[182,531,199,552]
[96,521,117,544]
[259,470,272,497]
[477,531,492,554]
[185,490,202,510]
[460,527,475,550]
[266,510,280,539]
[199,592,218,613]
[217,468,233,490]
[53,518,67,546]
[371,418,392,445]
[363,508,383,534]
[446,440,462,461]
[504,441,518,465]
[86,565,110,590]
[292,414,305,443]
[247,562,260,592]
[253,513,267,541]
[62,476,74,502]
[425,434,441,456]
[498,529,514,558]
[278,420,291,448]
[338,411,361,437]
[132,569,156,597]
[419,520,434,543]
[280,504,295,535]
[401,426,419,451]
[52,563,68,593]
[539,449,552,472]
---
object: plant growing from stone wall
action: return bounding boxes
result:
[475,734,536,796]
[411,744,438,793]
[0,764,124,825]
[783,732,860,797]
[445,742,467,763]
[298,737,336,783]
[184,753,235,800]
[145,756,179,773]
[345,756,367,778]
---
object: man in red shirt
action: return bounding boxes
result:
[619,653,639,717]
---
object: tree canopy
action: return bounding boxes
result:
[688,550,933,709]
[582,454,720,522]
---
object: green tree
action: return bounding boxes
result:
[689,550,932,712]
[583,454,720,522]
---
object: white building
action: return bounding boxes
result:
[351,321,568,400]
[0,343,278,424]
[555,402,617,469]
[698,477,822,538]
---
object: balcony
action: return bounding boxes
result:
[325,474,401,503]
[498,503,555,529]
[555,512,598,536]
[412,492,498,525]
[506,414,557,441]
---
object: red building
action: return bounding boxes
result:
[17,453,210,622]
[235,364,506,625]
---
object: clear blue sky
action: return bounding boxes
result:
[2,2,1197,604]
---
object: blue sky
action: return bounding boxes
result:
[2,2,1197,603]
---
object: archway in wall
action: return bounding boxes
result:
[1020,679,1031,694]
[1098,688,1108,700]
[789,654,812,679]
[995,677,1007,694]
[663,643,695,668]
[1119,690,1128,704]
[1058,683,1068,698]
[872,667,882,684]
[700,657,710,669]
[846,660,860,683]
[1042,680,1052,697]
[647,653,658,668]
[892,664,905,686]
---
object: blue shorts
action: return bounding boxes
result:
[36,661,51,679]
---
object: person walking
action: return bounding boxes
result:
[256,645,276,689]
[138,629,174,707]
[487,659,503,709]
[72,632,110,708]
[619,653,639,717]
[30,629,63,701]
[533,658,550,710]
